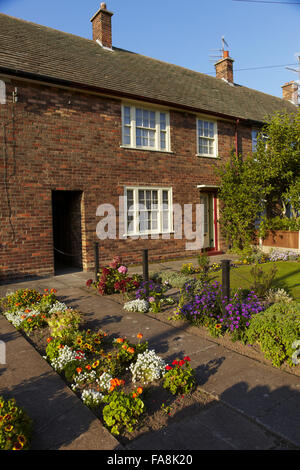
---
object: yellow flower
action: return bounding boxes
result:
[5,424,14,432]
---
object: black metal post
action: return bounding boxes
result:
[221,259,230,309]
[142,249,149,298]
[94,242,99,282]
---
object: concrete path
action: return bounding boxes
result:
[0,258,299,451]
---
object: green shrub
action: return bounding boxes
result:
[249,263,278,298]
[102,389,145,435]
[163,357,196,395]
[246,301,300,367]
[47,309,82,341]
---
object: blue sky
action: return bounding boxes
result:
[0,0,300,98]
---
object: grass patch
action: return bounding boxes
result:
[209,261,300,300]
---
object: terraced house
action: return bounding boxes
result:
[0,2,298,283]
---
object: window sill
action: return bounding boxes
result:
[122,231,175,238]
[196,154,220,160]
[120,145,173,154]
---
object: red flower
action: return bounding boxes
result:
[179,359,185,366]
[86,279,93,287]
[172,360,179,366]
[183,356,191,362]
[165,365,172,370]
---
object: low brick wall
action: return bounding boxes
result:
[261,230,299,251]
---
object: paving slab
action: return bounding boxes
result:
[126,402,282,450]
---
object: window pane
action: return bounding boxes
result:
[136,109,142,127]
[124,106,131,125]
[162,211,169,231]
[160,113,166,130]
[127,190,134,210]
[138,190,145,205]
[160,131,166,149]
[127,212,134,233]
[151,211,158,230]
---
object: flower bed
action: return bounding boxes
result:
[0,287,204,445]
[0,396,32,450]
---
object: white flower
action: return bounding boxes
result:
[3,308,42,327]
[48,301,68,314]
[96,371,113,392]
[265,288,293,304]
[50,346,86,372]
[124,299,149,313]
[81,389,104,407]
[129,349,166,384]
[71,370,97,390]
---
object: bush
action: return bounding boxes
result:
[87,256,141,295]
[249,263,278,298]
[47,309,82,341]
[0,396,32,450]
[102,389,144,435]
[163,357,196,395]
[246,301,300,367]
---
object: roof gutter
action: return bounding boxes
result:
[0,66,262,126]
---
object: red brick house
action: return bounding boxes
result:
[0,3,298,283]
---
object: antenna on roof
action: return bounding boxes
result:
[209,37,230,62]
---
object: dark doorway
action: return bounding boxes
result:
[52,190,83,274]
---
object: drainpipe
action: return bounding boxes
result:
[235,118,239,156]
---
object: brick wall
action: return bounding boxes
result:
[0,79,253,282]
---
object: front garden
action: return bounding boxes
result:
[1,248,300,450]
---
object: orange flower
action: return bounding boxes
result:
[24,309,31,313]
[85,365,92,370]
[44,289,48,293]
[76,367,82,374]
[127,347,135,354]
[116,338,124,344]
[109,386,115,392]
[46,337,52,343]
[122,344,127,350]
[137,333,143,339]
[132,393,137,398]
[137,387,143,395]
[50,289,57,294]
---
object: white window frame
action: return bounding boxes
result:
[196,118,218,158]
[124,186,173,236]
[122,104,170,152]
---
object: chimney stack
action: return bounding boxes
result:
[215,50,234,84]
[91,2,113,50]
[281,81,298,105]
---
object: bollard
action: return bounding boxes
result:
[142,249,149,300]
[221,259,230,310]
[94,242,99,282]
